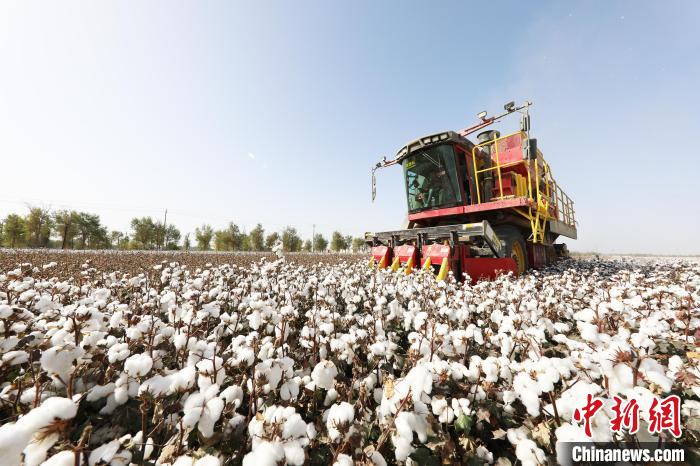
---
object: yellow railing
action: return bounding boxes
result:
[471,131,532,204]
[470,131,576,243]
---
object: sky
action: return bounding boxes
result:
[1,1,699,254]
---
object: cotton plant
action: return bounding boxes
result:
[243,405,316,466]
[0,255,698,464]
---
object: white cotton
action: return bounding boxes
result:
[311,360,338,390]
[107,342,130,363]
[139,366,196,397]
[431,396,455,423]
[323,388,338,406]
[392,435,415,462]
[39,450,77,466]
[515,439,546,466]
[280,379,300,401]
[0,304,12,318]
[40,345,83,382]
[242,441,285,466]
[403,363,433,401]
[123,353,153,377]
[220,385,244,408]
[182,385,224,437]
[333,454,353,466]
[326,402,355,441]
[0,396,78,466]
[555,423,590,465]
[89,440,122,466]
[1,350,29,366]
[143,438,154,460]
[394,411,429,443]
[86,383,115,401]
[369,451,387,466]
[513,372,541,416]
[195,455,221,466]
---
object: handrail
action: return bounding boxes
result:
[470,131,576,242]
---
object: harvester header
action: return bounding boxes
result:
[367,100,576,283]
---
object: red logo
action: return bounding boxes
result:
[573,394,604,437]
[648,395,681,438]
[610,395,640,434]
[574,394,682,438]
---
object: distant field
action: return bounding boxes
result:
[0,249,366,279]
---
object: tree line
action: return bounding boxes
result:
[0,206,367,252]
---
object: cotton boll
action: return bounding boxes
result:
[124,353,153,377]
[549,381,602,421]
[280,378,300,401]
[311,360,338,390]
[369,451,387,466]
[482,358,500,383]
[395,411,429,443]
[451,397,472,417]
[107,342,130,363]
[639,358,673,393]
[403,363,433,402]
[198,396,225,438]
[515,439,546,466]
[326,402,355,441]
[1,350,29,366]
[0,396,78,466]
[255,360,284,393]
[513,372,541,416]
[333,454,353,466]
[0,304,12,319]
[86,382,115,402]
[23,431,60,466]
[39,450,78,466]
[392,434,415,462]
[473,327,484,345]
[89,440,125,465]
[220,385,244,408]
[40,345,83,384]
[242,441,285,466]
[432,396,454,424]
[555,423,590,465]
[282,440,306,465]
[182,385,224,437]
[476,445,494,464]
[143,437,154,460]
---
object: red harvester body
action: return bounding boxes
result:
[366,101,577,283]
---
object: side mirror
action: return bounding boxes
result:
[525,138,538,160]
[520,114,531,132]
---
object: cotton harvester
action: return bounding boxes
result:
[366,101,577,283]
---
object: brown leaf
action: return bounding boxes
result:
[492,428,507,440]
[531,422,551,449]
[476,407,491,424]
[383,378,395,399]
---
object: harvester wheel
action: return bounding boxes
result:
[494,226,528,275]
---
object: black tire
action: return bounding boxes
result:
[494,225,529,274]
[554,243,569,259]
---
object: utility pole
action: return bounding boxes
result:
[162,209,168,250]
[312,224,315,252]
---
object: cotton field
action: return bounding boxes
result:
[0,253,699,466]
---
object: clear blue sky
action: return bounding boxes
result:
[1,1,698,254]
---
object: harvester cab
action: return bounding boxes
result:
[367,101,577,283]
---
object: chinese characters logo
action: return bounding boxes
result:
[573,394,681,438]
